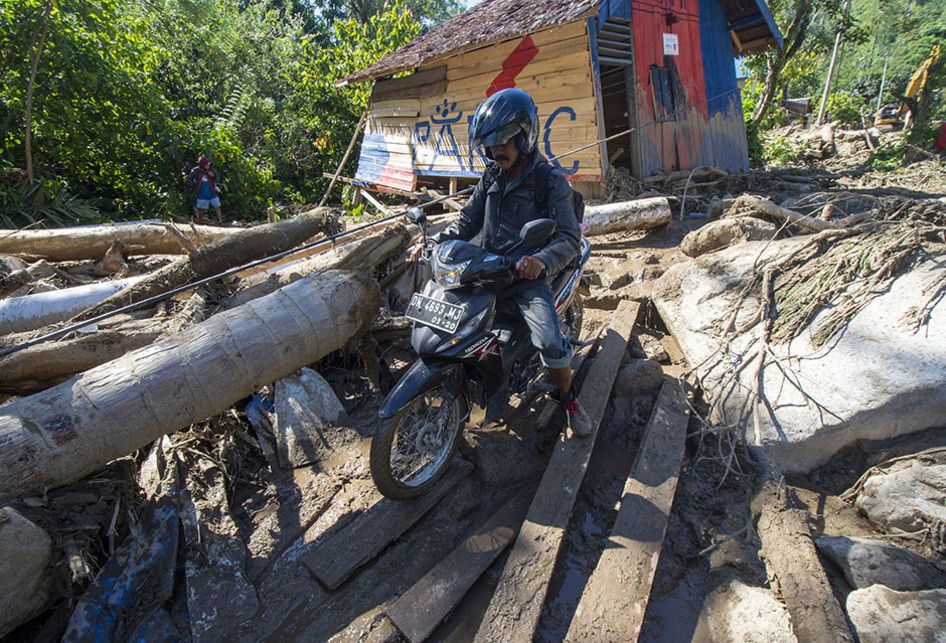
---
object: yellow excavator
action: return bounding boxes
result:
[875,45,941,128]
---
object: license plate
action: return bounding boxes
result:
[405,293,465,333]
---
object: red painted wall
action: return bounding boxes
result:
[631,0,711,172]
[632,0,708,119]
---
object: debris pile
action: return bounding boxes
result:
[1,133,945,641]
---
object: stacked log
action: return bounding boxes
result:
[0,222,236,261]
[0,269,379,498]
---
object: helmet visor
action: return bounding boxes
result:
[472,123,522,150]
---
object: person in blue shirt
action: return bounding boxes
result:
[189,156,223,224]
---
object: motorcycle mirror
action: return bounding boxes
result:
[406,207,427,226]
[519,218,557,247]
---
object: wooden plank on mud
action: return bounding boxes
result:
[303,460,473,590]
[386,483,536,642]
[473,300,641,643]
[564,376,689,642]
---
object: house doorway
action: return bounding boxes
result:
[596,18,635,173]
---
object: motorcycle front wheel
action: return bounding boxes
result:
[370,386,464,500]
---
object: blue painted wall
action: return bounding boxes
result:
[698,0,749,172]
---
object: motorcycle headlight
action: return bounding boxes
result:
[431,254,471,290]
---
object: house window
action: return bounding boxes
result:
[650,64,677,121]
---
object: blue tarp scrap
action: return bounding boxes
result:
[62,502,180,643]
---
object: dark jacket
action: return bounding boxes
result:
[436,153,582,277]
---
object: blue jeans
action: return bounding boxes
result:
[508,284,573,369]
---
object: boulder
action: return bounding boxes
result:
[467,424,542,486]
[273,368,355,468]
[680,218,779,257]
[855,464,946,533]
[846,585,946,643]
[701,578,797,643]
[652,237,946,473]
[0,507,54,637]
[816,535,946,591]
[612,359,664,397]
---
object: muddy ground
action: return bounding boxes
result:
[5,132,946,641]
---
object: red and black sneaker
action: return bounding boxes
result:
[564,395,592,438]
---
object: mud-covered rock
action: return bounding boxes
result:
[701,578,797,643]
[652,237,946,473]
[274,367,355,468]
[846,585,946,643]
[816,535,946,591]
[628,332,671,363]
[0,507,53,637]
[855,464,946,533]
[613,359,664,397]
[680,218,779,257]
[467,424,542,487]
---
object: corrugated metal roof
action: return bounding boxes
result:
[342,0,599,84]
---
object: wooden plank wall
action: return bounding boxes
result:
[358,19,602,191]
[628,0,749,176]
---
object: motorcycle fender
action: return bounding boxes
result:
[378,359,463,420]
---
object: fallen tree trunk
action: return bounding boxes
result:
[0,319,163,390]
[0,222,236,261]
[0,293,207,390]
[582,197,672,237]
[732,195,835,233]
[225,223,410,309]
[0,276,143,335]
[0,269,379,498]
[74,208,340,321]
[754,481,855,643]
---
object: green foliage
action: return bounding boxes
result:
[0,171,100,228]
[743,0,946,128]
[762,135,807,166]
[314,0,461,26]
[0,0,435,227]
[825,91,866,128]
[744,120,765,168]
[867,139,907,172]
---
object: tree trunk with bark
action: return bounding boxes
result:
[74,208,340,321]
[582,197,672,236]
[753,481,855,643]
[24,0,52,183]
[0,222,237,261]
[0,269,378,498]
[750,0,814,129]
[225,222,410,308]
[0,292,207,391]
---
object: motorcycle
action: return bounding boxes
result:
[370,208,591,499]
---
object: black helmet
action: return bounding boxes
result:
[470,88,539,159]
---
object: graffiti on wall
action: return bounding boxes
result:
[414,98,582,176]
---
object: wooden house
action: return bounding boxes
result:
[342,0,782,196]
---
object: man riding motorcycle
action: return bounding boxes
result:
[412,87,592,436]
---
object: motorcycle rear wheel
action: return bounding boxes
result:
[370,386,464,500]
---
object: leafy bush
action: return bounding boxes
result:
[0,0,427,225]
[0,174,100,228]
[745,122,765,168]
[763,135,807,165]
[825,91,866,128]
[867,139,907,171]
